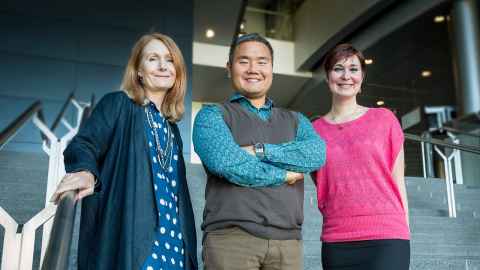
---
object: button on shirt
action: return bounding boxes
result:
[142,103,185,270]
[192,94,326,187]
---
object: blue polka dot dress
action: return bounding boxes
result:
[141,103,185,270]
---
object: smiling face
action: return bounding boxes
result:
[327,55,364,98]
[228,41,273,100]
[138,39,176,93]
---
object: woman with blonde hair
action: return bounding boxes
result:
[51,33,197,270]
[312,43,410,270]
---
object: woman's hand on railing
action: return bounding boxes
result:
[50,171,95,204]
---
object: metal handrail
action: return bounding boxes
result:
[0,93,95,269]
[50,92,75,132]
[40,94,95,269]
[441,126,480,139]
[404,133,480,155]
[0,101,42,150]
[405,132,480,218]
[0,93,77,151]
[40,191,77,270]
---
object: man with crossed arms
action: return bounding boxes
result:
[193,33,326,270]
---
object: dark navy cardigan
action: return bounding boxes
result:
[64,91,197,270]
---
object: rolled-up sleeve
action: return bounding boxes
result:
[263,112,326,173]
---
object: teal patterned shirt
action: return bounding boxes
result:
[192,94,326,187]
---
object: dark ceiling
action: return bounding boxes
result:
[362,1,455,110]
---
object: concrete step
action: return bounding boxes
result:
[409,208,479,219]
[412,243,480,257]
[304,255,322,270]
[407,193,480,206]
[412,231,480,244]
[406,177,480,192]
[407,184,480,197]
[411,216,480,231]
[411,256,480,270]
[0,151,49,269]
[0,151,48,170]
[304,248,480,270]
[0,166,48,223]
[407,190,480,203]
[408,203,480,218]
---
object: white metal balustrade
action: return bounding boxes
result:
[0,93,93,270]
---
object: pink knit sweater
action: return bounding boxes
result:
[312,108,410,242]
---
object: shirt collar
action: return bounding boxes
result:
[146,100,165,118]
[229,93,274,110]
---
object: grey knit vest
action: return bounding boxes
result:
[201,101,303,240]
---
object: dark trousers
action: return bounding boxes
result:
[322,239,410,270]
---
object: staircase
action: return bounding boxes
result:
[188,164,480,270]
[1,153,480,270]
[302,176,480,270]
[407,177,480,270]
[0,151,48,269]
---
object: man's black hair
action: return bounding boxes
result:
[228,33,274,65]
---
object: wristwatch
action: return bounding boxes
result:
[254,143,265,160]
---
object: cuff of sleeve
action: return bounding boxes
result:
[263,144,281,162]
[275,169,288,185]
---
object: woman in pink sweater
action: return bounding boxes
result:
[312,44,410,270]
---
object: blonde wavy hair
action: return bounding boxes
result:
[121,33,187,122]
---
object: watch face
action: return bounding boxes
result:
[254,143,265,159]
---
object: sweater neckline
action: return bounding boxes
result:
[319,108,371,128]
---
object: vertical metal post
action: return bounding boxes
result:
[447,132,464,185]
[0,207,19,270]
[451,0,480,116]
[18,206,56,270]
[434,146,457,218]
[0,206,56,270]
[453,148,464,185]
[423,132,435,178]
[446,155,457,218]
[421,141,427,178]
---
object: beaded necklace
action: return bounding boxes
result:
[145,106,173,170]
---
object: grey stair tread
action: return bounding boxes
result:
[0,151,48,170]
[412,243,480,257]
[411,232,480,243]
[410,256,480,270]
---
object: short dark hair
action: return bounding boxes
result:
[228,33,274,65]
[323,43,366,79]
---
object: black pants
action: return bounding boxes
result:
[322,239,410,270]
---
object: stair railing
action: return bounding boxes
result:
[39,191,77,270]
[40,96,95,270]
[0,93,94,270]
[405,132,480,218]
